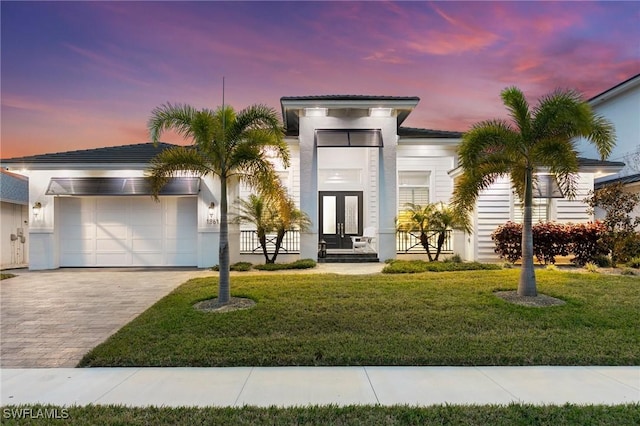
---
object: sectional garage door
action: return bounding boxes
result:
[59,196,197,267]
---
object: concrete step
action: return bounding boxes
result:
[318,253,379,263]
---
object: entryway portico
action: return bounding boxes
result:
[280,95,420,262]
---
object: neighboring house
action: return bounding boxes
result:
[578,73,640,225]
[1,169,29,269]
[594,173,640,230]
[1,94,624,270]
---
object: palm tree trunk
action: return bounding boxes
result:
[434,231,446,261]
[270,229,286,264]
[519,168,537,296]
[218,176,231,304]
[420,231,434,261]
[259,232,270,264]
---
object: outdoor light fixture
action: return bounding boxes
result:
[369,107,392,117]
[32,202,42,219]
[207,202,218,225]
[304,107,328,117]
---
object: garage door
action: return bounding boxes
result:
[59,196,197,267]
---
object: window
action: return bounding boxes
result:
[514,199,550,223]
[398,171,430,212]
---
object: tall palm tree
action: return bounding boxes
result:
[147,103,289,305]
[453,87,615,296]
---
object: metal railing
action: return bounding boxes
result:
[240,230,301,254]
[396,230,452,254]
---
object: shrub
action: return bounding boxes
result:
[491,221,522,263]
[627,257,640,269]
[444,254,463,263]
[492,221,571,264]
[570,222,609,266]
[593,255,611,268]
[211,262,253,272]
[532,222,571,264]
[382,260,500,274]
[545,264,559,271]
[253,259,316,271]
[584,262,599,273]
[621,268,637,276]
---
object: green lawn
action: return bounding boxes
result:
[1,404,638,425]
[78,270,640,367]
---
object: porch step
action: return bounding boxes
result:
[318,253,380,263]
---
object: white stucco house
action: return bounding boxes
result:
[1,92,626,270]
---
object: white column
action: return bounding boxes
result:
[378,134,397,262]
[299,118,319,260]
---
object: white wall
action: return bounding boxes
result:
[578,81,640,177]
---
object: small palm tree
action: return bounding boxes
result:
[429,203,471,261]
[453,87,615,296]
[147,103,289,305]
[235,191,311,264]
[399,202,469,261]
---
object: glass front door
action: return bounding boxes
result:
[319,191,363,249]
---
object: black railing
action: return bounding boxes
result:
[396,230,452,254]
[240,230,301,254]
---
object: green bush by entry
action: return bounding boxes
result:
[253,258,317,271]
[211,262,253,272]
[382,259,500,274]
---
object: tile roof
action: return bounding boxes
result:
[577,157,626,168]
[595,172,640,189]
[398,127,463,139]
[0,143,178,165]
[0,169,28,204]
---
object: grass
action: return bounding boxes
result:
[78,269,640,367]
[1,404,638,425]
[0,273,16,280]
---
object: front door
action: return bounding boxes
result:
[319,191,363,249]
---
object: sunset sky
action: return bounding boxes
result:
[1,1,639,159]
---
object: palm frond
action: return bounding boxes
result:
[585,113,616,160]
[148,103,197,144]
[147,146,212,198]
[501,87,531,138]
[459,120,521,168]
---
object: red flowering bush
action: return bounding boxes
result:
[570,221,609,266]
[492,221,608,265]
[491,221,522,263]
[532,222,571,264]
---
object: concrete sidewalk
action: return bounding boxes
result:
[2,366,638,407]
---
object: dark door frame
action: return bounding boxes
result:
[318,191,363,250]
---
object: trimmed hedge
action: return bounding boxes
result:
[253,258,317,271]
[492,221,609,265]
[383,260,500,274]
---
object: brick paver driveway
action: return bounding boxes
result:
[1,269,207,367]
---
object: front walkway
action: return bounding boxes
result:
[2,366,638,407]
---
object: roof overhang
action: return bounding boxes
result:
[45,177,200,196]
[280,96,420,136]
[588,73,640,107]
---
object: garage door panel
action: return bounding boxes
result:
[60,196,197,267]
[131,238,162,251]
[96,224,128,239]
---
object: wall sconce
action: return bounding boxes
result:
[32,202,42,220]
[207,201,218,225]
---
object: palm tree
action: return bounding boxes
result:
[234,191,311,264]
[398,202,469,261]
[453,87,615,296]
[147,103,289,305]
[429,203,471,261]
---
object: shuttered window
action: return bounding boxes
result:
[514,201,549,223]
[398,171,430,212]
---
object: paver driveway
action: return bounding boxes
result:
[1,269,207,367]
